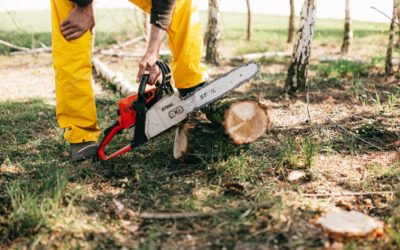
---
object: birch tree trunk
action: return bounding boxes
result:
[205,0,221,65]
[385,0,399,75]
[285,0,317,94]
[341,0,352,54]
[397,6,400,48]
[246,0,252,41]
[287,0,296,43]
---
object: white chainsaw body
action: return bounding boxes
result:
[145,94,188,139]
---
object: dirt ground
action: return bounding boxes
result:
[0,43,400,248]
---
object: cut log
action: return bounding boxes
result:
[204,99,270,145]
[173,123,195,160]
[92,57,138,96]
[174,99,270,160]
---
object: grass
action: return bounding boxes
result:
[316,59,370,78]
[0,10,400,250]
[0,10,390,55]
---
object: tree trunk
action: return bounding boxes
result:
[397,6,400,48]
[285,0,317,94]
[341,0,352,54]
[205,0,221,65]
[246,0,252,41]
[287,0,296,43]
[386,0,399,75]
[174,99,270,160]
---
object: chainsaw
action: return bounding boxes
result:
[98,60,259,160]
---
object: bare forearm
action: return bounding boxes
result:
[145,24,166,56]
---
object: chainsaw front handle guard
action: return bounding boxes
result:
[98,60,173,161]
[98,74,150,161]
[98,121,133,160]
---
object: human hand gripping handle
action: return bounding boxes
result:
[61,3,95,41]
[136,25,166,84]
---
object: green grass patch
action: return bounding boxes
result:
[316,59,370,78]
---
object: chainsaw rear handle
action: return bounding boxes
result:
[98,74,150,161]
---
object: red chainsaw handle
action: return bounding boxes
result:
[98,122,133,161]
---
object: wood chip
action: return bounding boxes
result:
[317,210,384,239]
[287,170,306,182]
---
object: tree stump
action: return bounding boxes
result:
[173,99,270,160]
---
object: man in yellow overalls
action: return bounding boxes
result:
[51,0,208,161]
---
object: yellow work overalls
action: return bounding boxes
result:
[51,0,207,143]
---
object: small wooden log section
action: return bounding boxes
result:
[317,210,384,240]
[174,99,270,160]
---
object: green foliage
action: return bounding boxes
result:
[388,87,400,109]
[301,137,318,168]
[215,151,259,183]
[356,119,387,140]
[317,60,369,78]
[6,169,68,238]
[278,137,298,168]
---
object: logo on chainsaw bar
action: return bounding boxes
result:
[200,88,216,100]
[168,106,184,118]
[161,103,174,112]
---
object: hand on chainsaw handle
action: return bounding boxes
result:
[137,25,166,84]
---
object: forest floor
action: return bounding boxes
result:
[1,11,400,250]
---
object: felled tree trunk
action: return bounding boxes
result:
[287,0,296,43]
[341,0,352,54]
[92,57,137,96]
[205,0,221,65]
[174,99,270,160]
[246,0,252,41]
[285,0,317,94]
[385,0,399,75]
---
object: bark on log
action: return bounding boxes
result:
[174,99,270,160]
[92,57,137,96]
[0,39,30,51]
[285,0,317,94]
[230,51,291,63]
[98,49,171,58]
[0,39,52,55]
[287,0,296,43]
[341,0,352,54]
